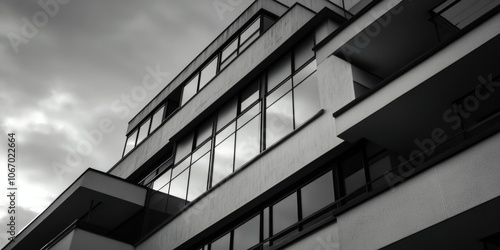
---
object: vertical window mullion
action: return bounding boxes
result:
[291,49,297,130]
[208,113,218,188]
[297,188,303,231]
[261,74,267,151]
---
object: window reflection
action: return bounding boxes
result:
[217,98,238,131]
[294,72,320,127]
[124,130,137,155]
[266,79,292,108]
[272,192,298,235]
[266,92,294,147]
[235,115,261,170]
[169,169,189,202]
[212,134,235,186]
[175,133,193,163]
[152,169,171,192]
[294,35,315,70]
[300,171,335,218]
[233,215,260,250]
[181,74,199,106]
[187,153,210,201]
[210,233,230,250]
[267,52,291,91]
[137,119,151,144]
[196,117,213,147]
[199,56,218,89]
[150,106,164,132]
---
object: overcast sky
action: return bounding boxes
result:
[0,0,253,247]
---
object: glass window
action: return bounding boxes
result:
[192,140,211,162]
[294,72,320,127]
[235,115,261,169]
[293,59,316,87]
[136,119,151,144]
[150,105,165,132]
[196,117,213,147]
[267,52,291,92]
[173,157,190,178]
[216,121,235,146]
[240,80,259,111]
[237,102,260,129]
[210,233,230,250]
[266,92,294,147]
[217,98,238,131]
[300,171,335,218]
[369,155,392,190]
[175,133,193,163]
[212,134,235,186]
[340,151,366,196]
[124,130,137,155]
[294,35,315,70]
[233,215,260,250]
[187,153,210,201]
[181,74,199,106]
[240,18,261,45]
[272,192,298,234]
[239,31,259,52]
[221,38,238,62]
[220,52,237,71]
[152,169,171,192]
[169,168,189,201]
[199,56,218,89]
[263,207,270,240]
[266,79,292,108]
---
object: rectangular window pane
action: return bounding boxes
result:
[181,74,199,106]
[266,79,292,108]
[212,134,235,186]
[216,121,235,146]
[210,233,230,250]
[300,171,335,218]
[172,157,190,178]
[340,151,366,196]
[169,168,189,202]
[137,119,151,144]
[217,98,238,131]
[152,169,171,192]
[240,80,259,111]
[175,133,193,163]
[294,72,320,127]
[240,17,260,45]
[263,208,270,240]
[196,117,213,147]
[150,105,165,132]
[294,35,315,70]
[199,56,218,89]
[192,139,211,162]
[221,38,238,62]
[239,31,259,52]
[369,155,392,190]
[237,102,260,129]
[220,52,237,70]
[187,153,210,201]
[293,59,316,87]
[235,115,261,169]
[124,130,137,155]
[267,52,291,92]
[265,92,293,148]
[233,215,260,250]
[272,192,298,234]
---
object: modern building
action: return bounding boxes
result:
[4,0,500,249]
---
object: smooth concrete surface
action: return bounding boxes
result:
[337,131,500,250]
[135,28,355,250]
[316,0,403,65]
[315,19,340,46]
[127,0,288,133]
[285,223,340,250]
[335,11,500,140]
[277,0,342,13]
[111,4,316,179]
[69,229,134,250]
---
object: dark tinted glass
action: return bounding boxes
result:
[272,192,298,234]
[210,233,230,250]
[233,215,260,250]
[300,171,335,218]
[340,151,366,196]
[267,52,291,92]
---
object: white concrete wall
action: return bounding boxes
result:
[285,223,340,250]
[337,132,500,250]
